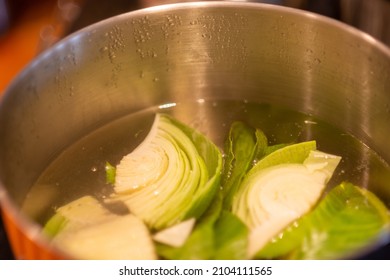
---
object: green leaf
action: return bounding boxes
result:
[257,182,390,259]
[213,211,249,260]
[221,121,268,209]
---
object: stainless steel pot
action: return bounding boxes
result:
[0,1,389,259]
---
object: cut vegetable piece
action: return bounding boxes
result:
[53,215,157,260]
[241,164,330,257]
[43,196,157,259]
[153,218,196,247]
[105,161,116,185]
[257,182,390,259]
[156,192,223,260]
[42,212,67,238]
[232,147,341,258]
[111,113,222,230]
[303,150,342,180]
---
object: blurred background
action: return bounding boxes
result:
[0,0,389,259]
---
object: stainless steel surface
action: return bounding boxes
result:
[0,1,389,259]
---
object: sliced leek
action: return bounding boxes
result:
[112,113,222,230]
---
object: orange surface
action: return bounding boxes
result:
[0,0,58,96]
[1,207,63,259]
